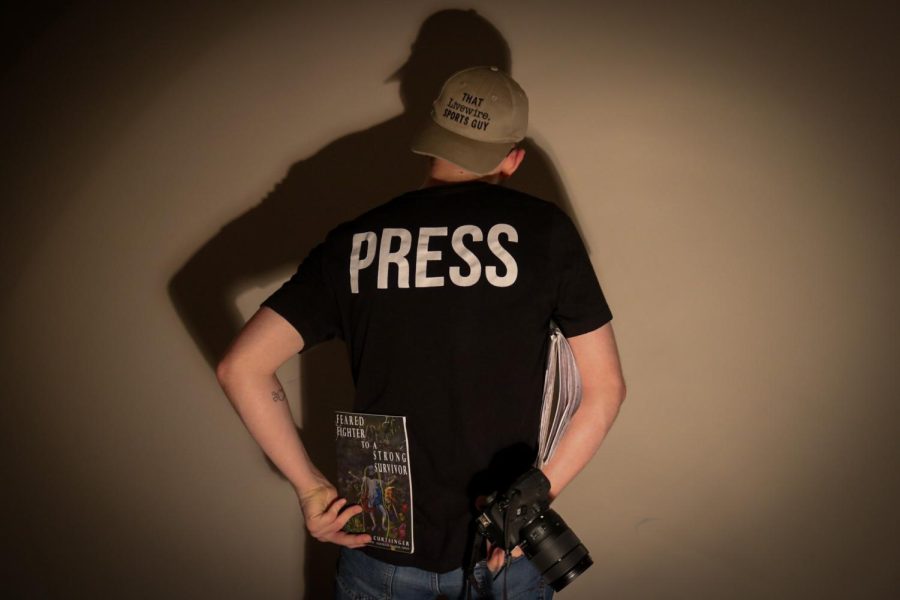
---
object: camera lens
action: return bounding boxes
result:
[520,509,592,591]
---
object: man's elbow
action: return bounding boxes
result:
[585,375,626,408]
[216,351,250,387]
[215,355,236,387]
[615,376,627,405]
[216,347,279,387]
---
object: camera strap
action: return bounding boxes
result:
[465,508,516,600]
[464,529,490,599]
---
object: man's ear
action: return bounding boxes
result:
[498,147,526,178]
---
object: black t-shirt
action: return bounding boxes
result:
[261,180,612,572]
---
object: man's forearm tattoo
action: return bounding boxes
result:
[271,387,287,403]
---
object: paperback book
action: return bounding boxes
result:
[335,411,414,553]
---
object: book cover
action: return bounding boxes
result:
[335,411,414,553]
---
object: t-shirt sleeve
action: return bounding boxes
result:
[550,208,613,337]
[260,241,343,353]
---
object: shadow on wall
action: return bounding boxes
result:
[169,9,575,598]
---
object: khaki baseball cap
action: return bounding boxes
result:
[410,66,528,175]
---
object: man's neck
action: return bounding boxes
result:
[420,174,501,189]
[419,157,505,189]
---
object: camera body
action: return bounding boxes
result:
[476,468,592,592]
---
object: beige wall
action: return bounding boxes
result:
[2,2,897,598]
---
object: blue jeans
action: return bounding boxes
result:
[335,547,554,599]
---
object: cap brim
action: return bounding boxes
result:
[410,118,515,176]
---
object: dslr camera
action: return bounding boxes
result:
[476,468,592,591]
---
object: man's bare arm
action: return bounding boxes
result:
[216,306,370,547]
[540,321,626,500]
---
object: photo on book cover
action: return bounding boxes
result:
[335,411,414,553]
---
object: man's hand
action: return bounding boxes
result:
[475,494,526,574]
[297,484,372,548]
[485,540,524,574]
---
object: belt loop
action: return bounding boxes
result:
[382,560,395,599]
